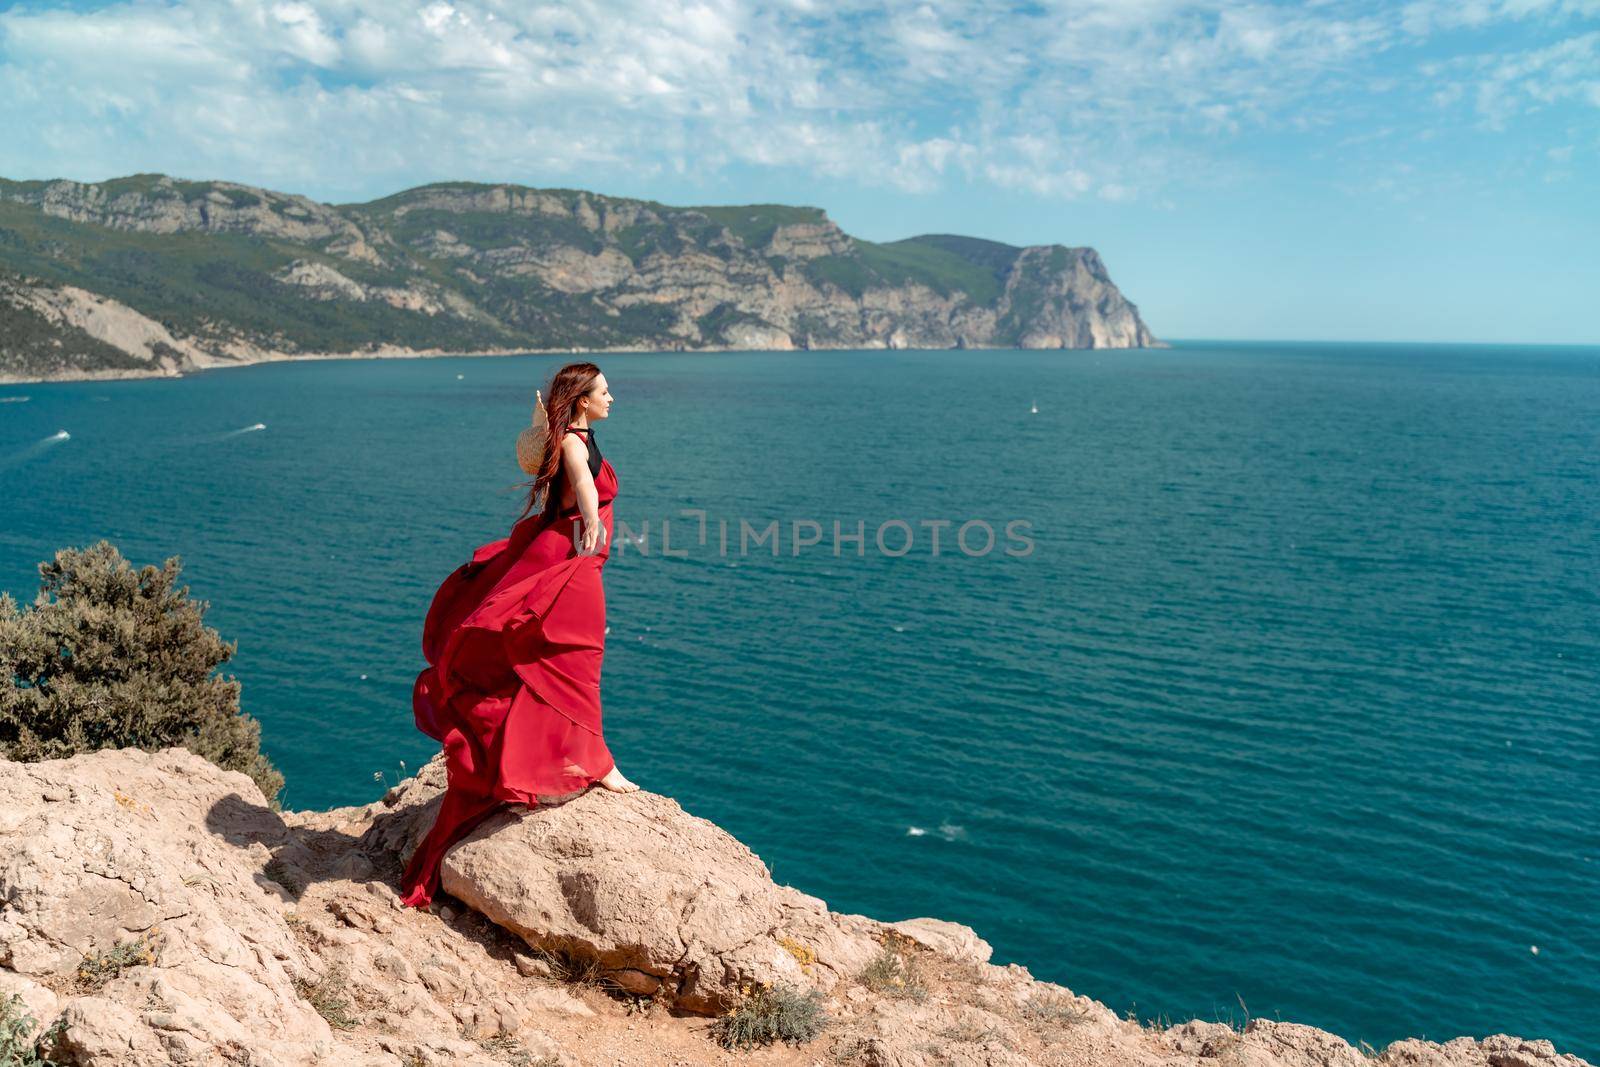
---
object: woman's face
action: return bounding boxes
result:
[584,374,613,421]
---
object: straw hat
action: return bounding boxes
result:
[516,389,550,475]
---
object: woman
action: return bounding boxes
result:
[398,362,639,910]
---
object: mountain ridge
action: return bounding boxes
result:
[0,173,1162,384]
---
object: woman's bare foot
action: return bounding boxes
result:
[597,765,640,793]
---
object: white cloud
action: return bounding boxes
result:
[0,0,1594,205]
[1429,30,1600,128]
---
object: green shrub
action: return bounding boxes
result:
[0,541,284,808]
[0,993,63,1067]
[712,981,829,1050]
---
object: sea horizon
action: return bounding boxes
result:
[8,336,1600,391]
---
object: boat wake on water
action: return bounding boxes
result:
[0,430,70,471]
[906,823,969,842]
[151,423,269,450]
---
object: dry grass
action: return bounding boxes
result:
[1022,989,1092,1028]
[1202,995,1254,1065]
[857,937,930,1003]
[530,946,618,992]
[292,963,358,1030]
[828,1035,878,1064]
[937,1018,1015,1047]
[476,1034,562,1066]
[944,956,992,985]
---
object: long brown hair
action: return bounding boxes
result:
[517,361,603,528]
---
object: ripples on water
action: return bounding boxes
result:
[2,341,1596,1057]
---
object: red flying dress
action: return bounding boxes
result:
[398,425,618,909]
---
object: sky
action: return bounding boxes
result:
[0,0,1597,343]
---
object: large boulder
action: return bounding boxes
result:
[366,753,926,1013]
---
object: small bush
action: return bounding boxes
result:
[0,541,283,808]
[712,981,829,1050]
[0,993,64,1067]
[293,964,358,1030]
[858,943,928,1003]
[476,1035,561,1066]
[74,930,161,993]
[1021,989,1090,1028]
[263,856,307,897]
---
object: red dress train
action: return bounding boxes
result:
[398,437,619,908]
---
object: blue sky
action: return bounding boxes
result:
[1,0,1596,343]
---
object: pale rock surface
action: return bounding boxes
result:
[889,918,994,964]
[0,278,252,375]
[0,746,1590,1067]
[4,176,374,249]
[366,755,889,1013]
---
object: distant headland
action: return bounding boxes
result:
[0,174,1161,385]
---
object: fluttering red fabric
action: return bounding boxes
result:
[397,445,619,908]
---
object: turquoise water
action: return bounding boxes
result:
[2,342,1596,1057]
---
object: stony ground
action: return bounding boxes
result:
[0,747,1589,1067]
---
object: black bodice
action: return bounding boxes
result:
[565,426,602,479]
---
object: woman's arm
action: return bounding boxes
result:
[561,433,607,553]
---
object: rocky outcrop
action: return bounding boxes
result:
[0,175,381,259]
[364,757,893,1014]
[0,173,1163,383]
[7,746,1579,1067]
[1001,247,1155,349]
[1,277,244,373]
[0,273,277,381]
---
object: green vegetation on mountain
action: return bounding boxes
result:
[805,239,1006,303]
[0,174,1157,382]
[0,201,517,355]
[695,204,829,248]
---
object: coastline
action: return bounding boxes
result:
[0,337,1173,387]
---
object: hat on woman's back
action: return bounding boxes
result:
[516,389,549,475]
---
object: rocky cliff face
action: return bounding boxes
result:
[0,747,1589,1067]
[0,175,1161,383]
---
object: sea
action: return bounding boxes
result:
[2,341,1596,1058]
